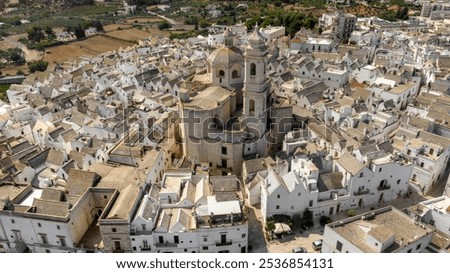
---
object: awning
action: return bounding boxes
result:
[274,223,292,235]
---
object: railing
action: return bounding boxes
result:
[215,241,233,247]
[354,189,370,196]
[377,185,391,191]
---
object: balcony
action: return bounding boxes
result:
[377,184,391,191]
[215,241,233,247]
[354,189,370,196]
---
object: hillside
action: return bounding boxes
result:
[344,4,382,17]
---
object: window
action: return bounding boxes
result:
[59,237,66,247]
[221,159,227,168]
[45,249,51,253]
[141,224,146,231]
[40,234,48,244]
[379,168,382,172]
[202,246,208,250]
[336,241,343,252]
[112,228,117,232]
[249,99,255,114]
[242,233,246,238]
[174,236,179,244]
[397,179,401,184]
[159,236,164,244]
[218,70,225,77]
[359,173,363,178]
[277,194,280,199]
[416,243,421,250]
[250,63,256,76]
[57,225,60,230]
[114,241,122,250]
[143,240,148,248]
[203,237,207,242]
[276,205,280,210]
[38,223,42,227]
[221,146,227,155]
[420,162,424,168]
[232,70,239,78]
[298,193,301,196]
[11,219,14,224]
[309,200,313,207]
[407,249,412,253]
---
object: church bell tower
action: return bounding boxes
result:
[242,24,270,138]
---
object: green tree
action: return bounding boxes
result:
[158,22,172,30]
[199,20,210,29]
[28,60,49,73]
[127,0,159,7]
[397,6,409,20]
[91,20,104,32]
[266,220,276,231]
[319,215,332,226]
[11,19,21,26]
[0,48,25,64]
[300,208,314,228]
[27,26,45,43]
[347,209,356,217]
[44,26,55,39]
[74,24,86,40]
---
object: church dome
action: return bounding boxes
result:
[207,46,243,66]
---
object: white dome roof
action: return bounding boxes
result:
[207,46,243,65]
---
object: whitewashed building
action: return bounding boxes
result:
[415,196,450,237]
[322,206,433,253]
[260,151,413,222]
[130,171,248,253]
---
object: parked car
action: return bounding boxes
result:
[292,247,308,253]
[312,239,323,251]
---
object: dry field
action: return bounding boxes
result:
[43,35,132,63]
[104,28,153,42]
[283,5,329,17]
[345,4,382,17]
[124,17,163,24]
[0,64,28,76]
[103,24,132,32]
[0,40,16,50]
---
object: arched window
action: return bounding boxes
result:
[249,99,255,115]
[250,63,256,76]
[218,70,225,77]
[232,70,239,78]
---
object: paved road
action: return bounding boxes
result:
[246,205,268,253]
[147,11,179,26]
[427,164,450,197]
